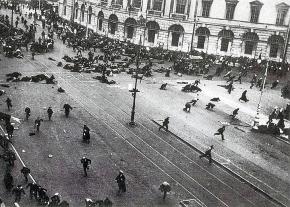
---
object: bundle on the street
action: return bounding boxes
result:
[93,76,116,85]
[5,72,56,84]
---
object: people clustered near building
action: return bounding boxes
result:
[0,0,289,206]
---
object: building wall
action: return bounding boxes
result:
[58,0,290,62]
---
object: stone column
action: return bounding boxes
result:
[123,0,128,9]
[141,0,148,12]
[164,0,173,16]
[189,0,197,20]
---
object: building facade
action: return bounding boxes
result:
[58,0,290,61]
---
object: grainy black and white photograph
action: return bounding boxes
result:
[0,0,289,206]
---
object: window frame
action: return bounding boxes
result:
[201,0,213,17]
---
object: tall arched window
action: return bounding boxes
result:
[218,29,234,52]
[124,18,137,39]
[242,32,259,55]
[168,24,184,46]
[74,2,78,19]
[146,21,160,43]
[109,14,118,35]
[88,6,92,24]
[98,11,104,31]
[196,27,210,49]
[81,4,85,22]
[268,35,284,58]
[63,0,67,16]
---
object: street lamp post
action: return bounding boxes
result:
[129,36,142,126]
[252,60,269,129]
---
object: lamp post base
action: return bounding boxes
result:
[129,121,137,127]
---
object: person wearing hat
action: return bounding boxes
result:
[47,107,53,121]
[115,170,126,194]
[12,185,25,203]
[81,157,91,177]
[159,117,169,131]
[199,145,214,164]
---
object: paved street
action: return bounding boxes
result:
[0,7,290,207]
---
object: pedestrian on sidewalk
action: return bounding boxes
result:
[34,117,43,132]
[20,167,30,182]
[47,107,53,121]
[12,185,25,203]
[6,122,14,139]
[81,157,91,177]
[159,117,169,131]
[5,98,12,111]
[214,126,226,140]
[115,170,126,194]
[199,145,214,163]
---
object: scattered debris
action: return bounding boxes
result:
[57,87,65,93]
[29,132,36,136]
[48,154,53,158]
[48,57,56,61]
[57,62,63,67]
[0,84,10,88]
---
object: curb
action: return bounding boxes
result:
[151,119,288,207]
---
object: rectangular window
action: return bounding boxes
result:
[245,41,254,55]
[221,38,230,52]
[250,6,260,23]
[176,0,186,14]
[132,0,141,8]
[276,10,287,26]
[202,1,212,17]
[63,6,66,15]
[225,3,236,20]
[153,0,163,11]
[101,0,108,5]
[270,44,279,57]
[197,36,206,49]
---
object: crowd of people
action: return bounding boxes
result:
[0,1,289,206]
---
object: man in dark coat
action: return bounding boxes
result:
[63,104,72,117]
[81,157,91,177]
[199,145,214,163]
[83,125,90,143]
[271,80,279,89]
[34,117,43,131]
[115,170,126,194]
[230,108,239,119]
[12,185,25,202]
[21,167,31,182]
[239,90,249,102]
[25,107,31,120]
[183,102,191,112]
[159,117,169,131]
[214,126,226,140]
[6,122,14,139]
[26,182,39,200]
[5,98,12,111]
[47,107,53,121]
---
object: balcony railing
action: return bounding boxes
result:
[170,13,188,21]
[147,10,162,17]
[111,4,122,9]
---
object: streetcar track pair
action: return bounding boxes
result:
[23,56,286,206]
